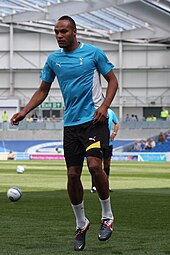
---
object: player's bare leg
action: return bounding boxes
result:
[103,157,112,192]
[67,166,90,251]
[87,156,114,241]
[67,166,83,205]
[87,157,109,199]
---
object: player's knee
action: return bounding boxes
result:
[88,160,101,177]
[67,167,81,182]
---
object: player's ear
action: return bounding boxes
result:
[73,29,76,36]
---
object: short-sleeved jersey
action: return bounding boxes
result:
[107,108,118,146]
[40,42,114,126]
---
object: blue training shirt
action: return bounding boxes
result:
[40,42,114,126]
[107,108,118,146]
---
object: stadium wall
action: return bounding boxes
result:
[0,128,167,141]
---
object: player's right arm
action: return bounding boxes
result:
[110,122,119,140]
[11,81,51,125]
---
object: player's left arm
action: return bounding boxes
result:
[93,70,118,123]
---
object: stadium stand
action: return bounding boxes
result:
[131,131,170,153]
[149,140,170,152]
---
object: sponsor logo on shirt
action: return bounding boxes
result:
[56,62,61,67]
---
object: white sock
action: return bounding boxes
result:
[99,197,114,220]
[71,201,86,229]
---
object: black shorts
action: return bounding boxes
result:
[102,145,113,158]
[64,119,109,167]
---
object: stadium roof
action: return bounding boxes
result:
[0,0,170,45]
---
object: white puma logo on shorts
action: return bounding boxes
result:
[89,136,96,142]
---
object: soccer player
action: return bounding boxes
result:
[91,108,119,193]
[10,16,118,251]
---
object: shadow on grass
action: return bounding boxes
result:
[0,188,170,255]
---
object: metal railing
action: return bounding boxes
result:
[0,119,170,131]
[120,120,170,129]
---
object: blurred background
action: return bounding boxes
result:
[0,0,170,161]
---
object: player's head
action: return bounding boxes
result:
[54,16,77,50]
[58,16,77,31]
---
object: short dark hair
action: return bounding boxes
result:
[58,15,76,31]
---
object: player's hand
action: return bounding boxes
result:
[93,106,107,124]
[10,112,26,125]
[110,133,116,140]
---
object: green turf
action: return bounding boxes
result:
[0,160,170,255]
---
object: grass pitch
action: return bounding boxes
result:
[0,160,170,255]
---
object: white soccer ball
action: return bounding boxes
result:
[17,165,25,174]
[7,187,22,202]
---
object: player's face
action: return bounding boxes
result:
[54,20,76,51]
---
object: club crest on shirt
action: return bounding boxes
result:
[79,57,83,65]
